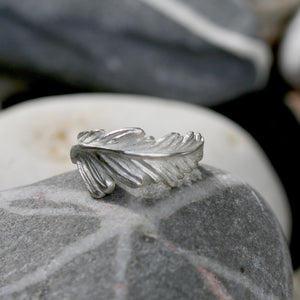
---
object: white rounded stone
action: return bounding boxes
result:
[0,93,291,238]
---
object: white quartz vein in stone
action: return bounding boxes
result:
[137,0,271,84]
[251,190,265,212]
[0,222,114,296]
[114,231,132,300]
[149,173,244,221]
[178,249,279,300]
[0,188,145,298]
[0,206,96,217]
[0,217,142,298]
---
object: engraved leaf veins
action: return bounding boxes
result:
[70,128,204,198]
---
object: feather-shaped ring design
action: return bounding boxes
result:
[71,128,204,199]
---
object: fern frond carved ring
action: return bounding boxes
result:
[71,128,204,199]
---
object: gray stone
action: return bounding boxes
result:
[247,0,300,43]
[0,0,271,105]
[0,165,292,299]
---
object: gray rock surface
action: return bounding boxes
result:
[247,0,300,43]
[0,165,292,299]
[0,0,271,105]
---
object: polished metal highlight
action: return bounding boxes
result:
[71,128,204,199]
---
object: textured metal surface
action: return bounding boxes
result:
[71,128,204,198]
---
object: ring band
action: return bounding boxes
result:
[71,127,204,199]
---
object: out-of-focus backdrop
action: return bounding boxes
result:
[1,0,300,293]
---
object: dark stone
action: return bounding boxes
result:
[0,0,270,105]
[0,165,292,299]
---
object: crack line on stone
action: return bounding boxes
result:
[159,237,233,299]
[196,266,233,300]
[178,248,280,300]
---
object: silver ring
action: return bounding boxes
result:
[71,127,204,199]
